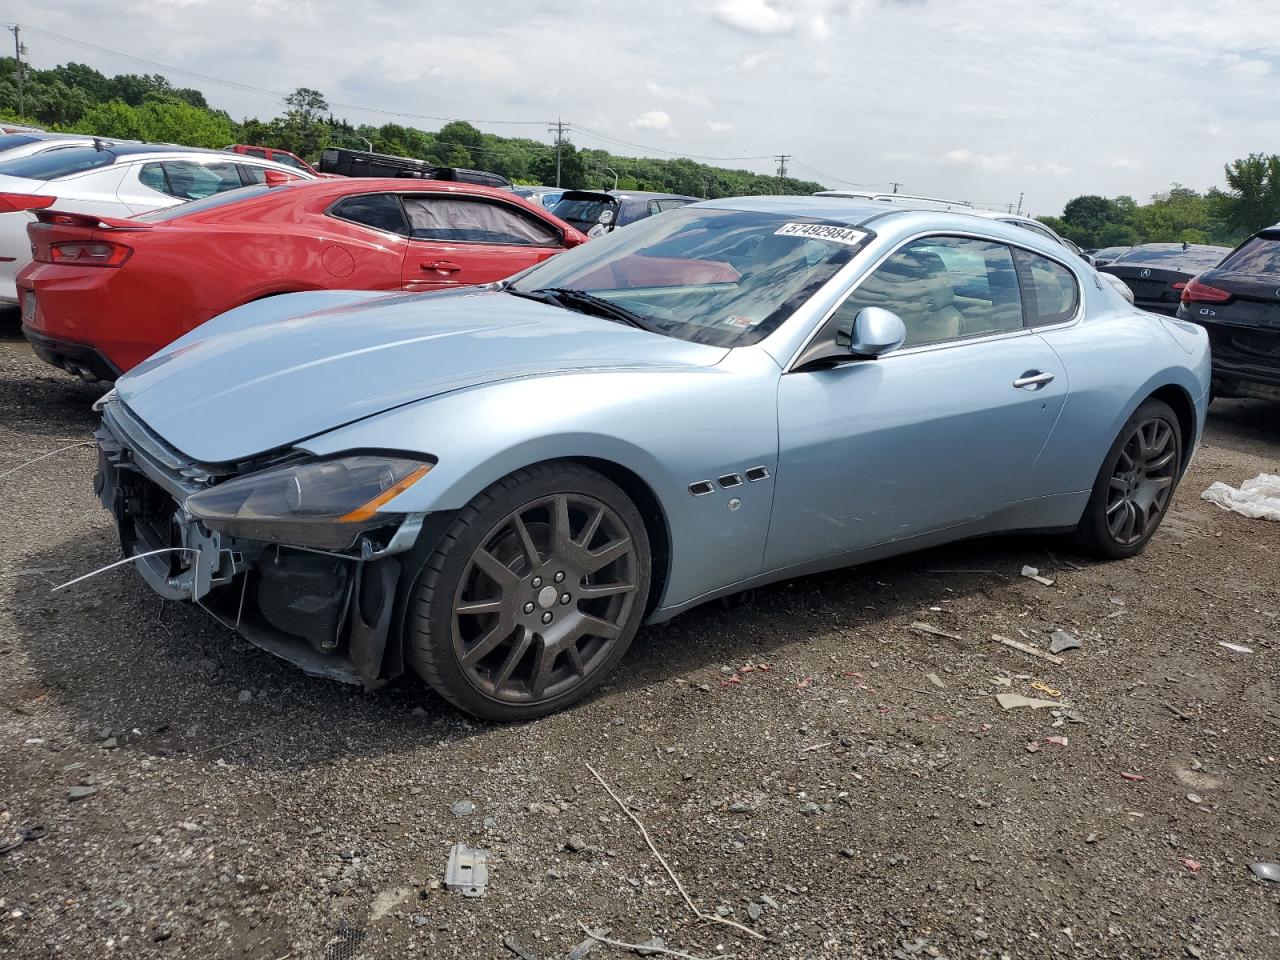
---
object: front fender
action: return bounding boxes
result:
[300,351,783,610]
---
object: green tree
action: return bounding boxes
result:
[1222,153,1280,235]
[73,100,147,140]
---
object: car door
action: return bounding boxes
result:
[322,191,412,289]
[399,193,566,291]
[765,234,1071,570]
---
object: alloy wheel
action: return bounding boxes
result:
[451,493,639,704]
[1105,416,1178,546]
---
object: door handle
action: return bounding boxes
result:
[421,260,461,273]
[1013,370,1055,390]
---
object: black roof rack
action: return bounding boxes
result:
[317,148,511,189]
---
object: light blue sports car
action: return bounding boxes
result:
[94,196,1211,719]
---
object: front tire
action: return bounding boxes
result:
[408,463,651,721]
[1074,398,1182,559]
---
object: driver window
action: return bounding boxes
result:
[834,236,1022,348]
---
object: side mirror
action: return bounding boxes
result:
[563,231,587,248]
[842,306,907,357]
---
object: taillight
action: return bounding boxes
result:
[0,193,55,213]
[1180,277,1231,304]
[47,241,133,267]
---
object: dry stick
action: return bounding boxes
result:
[0,441,93,482]
[585,763,767,942]
[577,923,725,960]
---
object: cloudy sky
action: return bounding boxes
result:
[19,0,1280,214]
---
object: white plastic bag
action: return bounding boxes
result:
[1201,473,1280,521]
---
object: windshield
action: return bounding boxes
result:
[509,206,868,347]
[0,145,117,181]
[135,184,278,222]
[552,196,618,231]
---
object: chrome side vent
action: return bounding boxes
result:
[745,466,771,482]
[717,473,743,488]
[688,480,715,497]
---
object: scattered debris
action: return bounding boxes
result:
[989,676,1013,687]
[1044,736,1069,748]
[799,742,832,753]
[1030,680,1063,698]
[1178,857,1202,872]
[1119,772,1146,782]
[66,786,98,802]
[925,673,946,689]
[996,693,1061,711]
[503,935,540,960]
[566,927,611,960]
[576,925,714,960]
[1187,793,1203,804]
[586,763,766,942]
[1024,741,1041,753]
[992,634,1065,666]
[444,843,488,897]
[1020,565,1055,586]
[1248,863,1280,882]
[1200,473,1280,521]
[1048,630,1082,654]
[450,800,477,817]
[1217,642,1254,654]
[0,825,46,856]
[910,622,962,641]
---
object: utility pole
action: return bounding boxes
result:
[547,119,567,187]
[890,181,903,194]
[774,154,791,186]
[1016,191,1024,216]
[9,25,24,119]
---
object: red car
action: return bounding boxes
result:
[224,144,326,177]
[18,179,587,380]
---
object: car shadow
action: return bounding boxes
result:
[0,308,103,439]
[1204,398,1280,455]
[9,522,1082,774]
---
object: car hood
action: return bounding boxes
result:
[117,288,728,464]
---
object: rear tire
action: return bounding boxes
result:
[407,462,650,722]
[1074,398,1182,559]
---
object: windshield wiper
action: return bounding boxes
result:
[532,287,658,332]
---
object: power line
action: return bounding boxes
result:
[12,24,549,127]
[11,23,789,169]
[789,159,884,189]
[774,153,791,181]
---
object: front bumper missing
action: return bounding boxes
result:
[94,406,420,688]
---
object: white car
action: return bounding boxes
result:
[815,191,1137,305]
[0,143,316,304]
[0,131,132,163]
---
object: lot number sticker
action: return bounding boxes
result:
[774,222,868,246]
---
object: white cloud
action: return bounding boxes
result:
[630,110,672,131]
[706,120,734,132]
[645,81,710,107]
[712,0,795,35]
[1108,156,1144,172]
[739,50,781,70]
[940,147,1012,172]
[1221,54,1271,79]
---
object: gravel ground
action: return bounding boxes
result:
[1,313,1278,960]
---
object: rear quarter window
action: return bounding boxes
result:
[1016,250,1079,326]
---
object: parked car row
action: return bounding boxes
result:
[0,140,1274,721]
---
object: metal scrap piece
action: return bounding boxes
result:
[1249,862,1280,882]
[445,843,489,897]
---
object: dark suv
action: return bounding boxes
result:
[1177,224,1280,401]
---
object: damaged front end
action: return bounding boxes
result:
[94,397,433,688]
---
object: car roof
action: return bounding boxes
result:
[694,195,1085,258]
[608,190,699,201]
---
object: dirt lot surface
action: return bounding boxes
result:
[1,314,1277,960]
